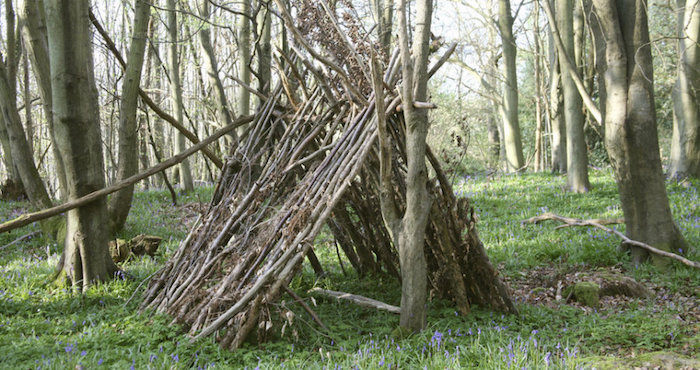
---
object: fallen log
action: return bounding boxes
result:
[308,288,400,314]
[522,212,700,269]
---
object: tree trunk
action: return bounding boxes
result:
[548,31,567,173]
[197,0,237,148]
[558,0,591,192]
[44,0,119,289]
[0,63,52,209]
[498,0,525,172]
[0,0,19,185]
[23,49,34,157]
[257,2,272,100]
[375,0,394,56]
[0,0,51,209]
[167,0,194,192]
[108,0,150,233]
[669,0,700,179]
[18,0,68,200]
[592,0,689,266]
[396,0,433,333]
[534,0,544,172]
[238,0,252,132]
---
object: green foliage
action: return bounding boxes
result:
[0,173,698,368]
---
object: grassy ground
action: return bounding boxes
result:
[0,169,698,369]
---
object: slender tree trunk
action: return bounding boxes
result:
[0,0,19,184]
[559,0,590,191]
[498,0,525,172]
[0,0,51,209]
[238,0,252,134]
[593,0,689,265]
[44,0,119,288]
[669,0,700,178]
[395,0,433,333]
[167,0,194,192]
[108,0,151,233]
[375,0,394,56]
[197,0,237,145]
[18,0,68,200]
[534,0,544,172]
[0,63,52,209]
[548,26,567,172]
[257,1,272,100]
[23,49,34,156]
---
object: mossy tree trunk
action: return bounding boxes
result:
[45,0,119,289]
[108,0,151,233]
[18,0,68,200]
[592,0,689,265]
[0,0,52,210]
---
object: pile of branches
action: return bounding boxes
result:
[141,0,514,349]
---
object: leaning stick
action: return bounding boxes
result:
[282,285,330,332]
[308,288,400,314]
[0,116,253,234]
[522,212,700,269]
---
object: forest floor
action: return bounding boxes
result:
[0,169,698,369]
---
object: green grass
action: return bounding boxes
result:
[0,170,698,369]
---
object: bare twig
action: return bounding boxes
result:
[522,212,700,269]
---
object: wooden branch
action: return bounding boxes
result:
[309,288,400,314]
[282,285,330,332]
[427,42,458,79]
[522,212,700,269]
[0,231,41,251]
[395,101,438,111]
[0,116,253,234]
[89,10,224,169]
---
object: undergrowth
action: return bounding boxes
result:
[0,170,697,369]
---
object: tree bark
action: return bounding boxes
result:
[0,61,52,209]
[374,0,394,57]
[44,0,119,289]
[669,0,700,179]
[238,0,252,134]
[0,0,50,209]
[534,0,544,172]
[558,0,591,192]
[396,0,432,333]
[0,0,19,184]
[592,0,689,265]
[548,37,567,173]
[167,0,194,192]
[257,1,272,100]
[498,0,525,172]
[18,0,68,200]
[108,0,151,233]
